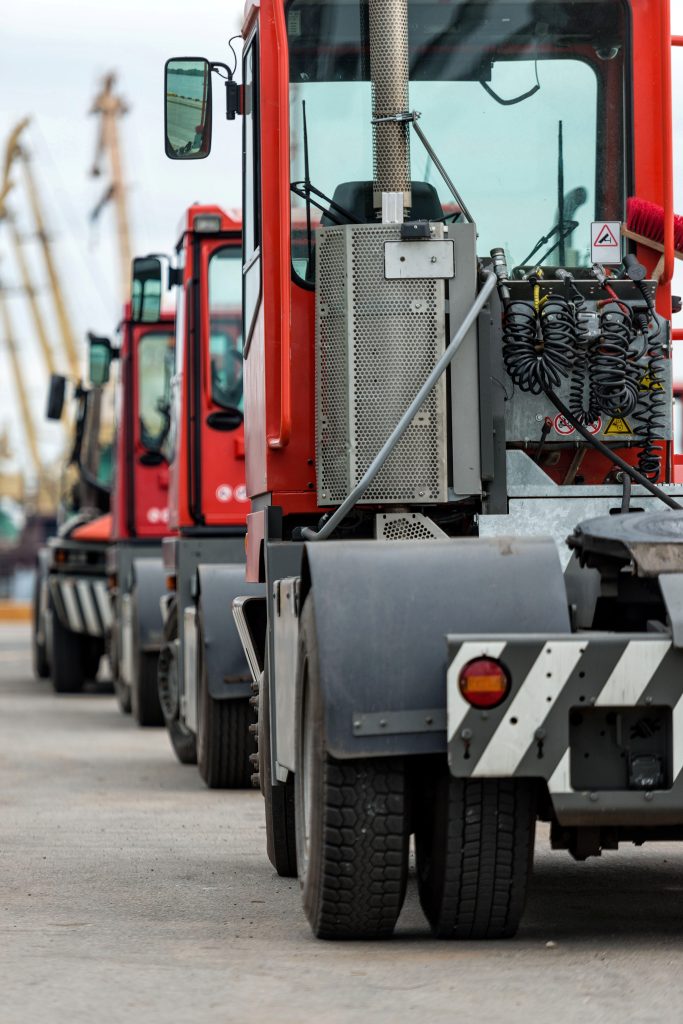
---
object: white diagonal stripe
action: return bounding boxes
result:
[548,749,571,793]
[594,639,670,707]
[672,694,683,782]
[61,581,83,633]
[76,580,101,636]
[94,581,112,630]
[473,641,585,777]
[447,641,506,742]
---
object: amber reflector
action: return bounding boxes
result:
[458,657,510,709]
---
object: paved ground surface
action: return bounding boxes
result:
[1,624,683,1023]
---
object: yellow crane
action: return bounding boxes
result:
[90,73,133,305]
[0,273,42,475]
[10,119,81,382]
[0,260,55,513]
[0,125,59,380]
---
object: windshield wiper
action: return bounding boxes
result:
[516,219,579,273]
[290,180,362,226]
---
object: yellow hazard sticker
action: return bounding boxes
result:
[639,372,663,391]
[604,416,634,435]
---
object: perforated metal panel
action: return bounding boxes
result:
[368,0,411,205]
[316,223,448,505]
[376,513,447,541]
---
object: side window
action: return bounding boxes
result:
[137,332,174,451]
[243,32,261,342]
[208,246,244,411]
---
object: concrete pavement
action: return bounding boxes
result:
[1,624,682,1023]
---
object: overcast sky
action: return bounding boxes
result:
[1,1,683,477]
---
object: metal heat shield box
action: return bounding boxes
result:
[315,222,448,506]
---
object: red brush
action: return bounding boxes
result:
[624,197,683,259]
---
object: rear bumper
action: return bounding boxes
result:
[447,633,683,825]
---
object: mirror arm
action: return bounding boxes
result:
[210,62,241,119]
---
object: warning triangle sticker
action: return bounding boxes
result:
[594,223,619,247]
[604,415,633,435]
[639,372,663,391]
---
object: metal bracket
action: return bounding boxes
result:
[352,708,446,736]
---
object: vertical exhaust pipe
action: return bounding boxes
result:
[368,0,411,215]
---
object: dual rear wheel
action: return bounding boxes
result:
[290,598,537,941]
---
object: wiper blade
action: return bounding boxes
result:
[290,181,362,226]
[518,220,579,271]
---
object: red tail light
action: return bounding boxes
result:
[458,657,511,709]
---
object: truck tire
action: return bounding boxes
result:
[196,606,254,788]
[259,661,297,877]
[132,651,164,727]
[32,572,49,679]
[295,598,409,939]
[110,625,132,714]
[82,638,103,681]
[49,599,86,694]
[158,598,197,764]
[415,765,536,939]
[130,591,163,726]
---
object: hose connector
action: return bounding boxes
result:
[490,247,510,301]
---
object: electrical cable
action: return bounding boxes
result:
[542,386,681,510]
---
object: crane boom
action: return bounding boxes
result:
[89,74,133,305]
[0,278,43,476]
[17,127,81,381]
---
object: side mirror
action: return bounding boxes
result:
[46,374,66,421]
[131,256,163,322]
[165,57,212,160]
[88,334,113,387]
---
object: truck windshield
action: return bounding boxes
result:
[138,332,174,450]
[208,245,244,411]
[287,0,629,282]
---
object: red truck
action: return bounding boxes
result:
[97,284,176,725]
[151,205,262,786]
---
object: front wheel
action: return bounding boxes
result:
[158,598,197,764]
[196,605,254,787]
[259,662,297,877]
[49,599,86,694]
[32,571,49,679]
[415,767,537,939]
[295,598,409,940]
[132,650,164,727]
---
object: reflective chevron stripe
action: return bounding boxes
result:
[447,634,683,792]
[51,576,109,637]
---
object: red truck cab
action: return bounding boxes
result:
[157,204,261,788]
[106,301,176,725]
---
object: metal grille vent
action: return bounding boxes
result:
[316,223,448,506]
[377,513,447,541]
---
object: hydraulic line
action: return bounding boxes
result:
[556,271,600,425]
[593,300,640,416]
[502,286,575,395]
[542,386,681,510]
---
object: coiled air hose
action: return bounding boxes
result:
[492,250,677,508]
[593,301,640,416]
[502,290,575,394]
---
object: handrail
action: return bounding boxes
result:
[673,36,683,47]
[267,0,293,449]
[674,329,683,341]
[659,0,674,286]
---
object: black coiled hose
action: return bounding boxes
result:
[567,288,600,424]
[593,302,640,416]
[502,296,575,394]
[633,313,666,480]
